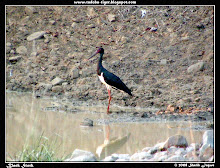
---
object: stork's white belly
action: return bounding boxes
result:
[98,72,111,90]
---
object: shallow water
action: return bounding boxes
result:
[6,91,205,161]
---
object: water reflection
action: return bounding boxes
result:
[96,125,131,159]
[6,91,205,161]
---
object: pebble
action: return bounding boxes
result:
[9,56,22,62]
[25,6,38,15]
[80,118,93,127]
[187,61,205,73]
[71,67,79,79]
[108,14,116,22]
[51,77,64,86]
[27,31,46,41]
[16,46,27,54]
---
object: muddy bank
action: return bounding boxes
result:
[6,6,214,114]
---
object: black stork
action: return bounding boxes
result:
[88,47,132,114]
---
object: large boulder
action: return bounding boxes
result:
[163,134,188,149]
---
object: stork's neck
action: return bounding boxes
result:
[97,53,103,75]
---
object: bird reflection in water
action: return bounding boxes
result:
[96,124,131,160]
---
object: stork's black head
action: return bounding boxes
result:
[88,47,104,60]
[96,47,104,54]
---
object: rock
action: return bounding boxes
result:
[149,142,165,154]
[71,22,77,28]
[130,152,152,161]
[49,20,56,25]
[160,59,168,65]
[87,24,96,28]
[27,31,46,41]
[65,149,97,161]
[112,154,130,161]
[163,135,188,149]
[71,67,79,79]
[187,61,205,73]
[199,130,214,159]
[166,104,175,112]
[202,130,213,148]
[16,46,27,54]
[87,7,97,18]
[108,14,116,22]
[80,118,93,127]
[200,146,213,161]
[186,143,200,153]
[25,6,38,15]
[51,85,63,93]
[9,56,22,62]
[184,150,200,161]
[151,151,168,161]
[102,155,118,161]
[51,77,64,86]
[10,50,15,54]
[141,112,148,118]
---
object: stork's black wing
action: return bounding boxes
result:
[102,68,132,96]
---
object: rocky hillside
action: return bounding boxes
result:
[6,6,214,111]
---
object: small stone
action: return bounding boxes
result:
[9,56,22,62]
[87,24,96,28]
[167,104,175,112]
[49,20,56,25]
[51,85,63,93]
[160,59,168,65]
[80,118,93,127]
[16,46,27,54]
[51,77,64,86]
[10,50,15,54]
[87,7,97,18]
[71,22,77,28]
[187,61,205,73]
[25,6,38,15]
[141,112,148,118]
[27,31,46,41]
[108,14,116,22]
[72,67,79,79]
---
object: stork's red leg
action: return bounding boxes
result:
[107,89,112,114]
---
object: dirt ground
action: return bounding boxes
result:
[6,6,214,116]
